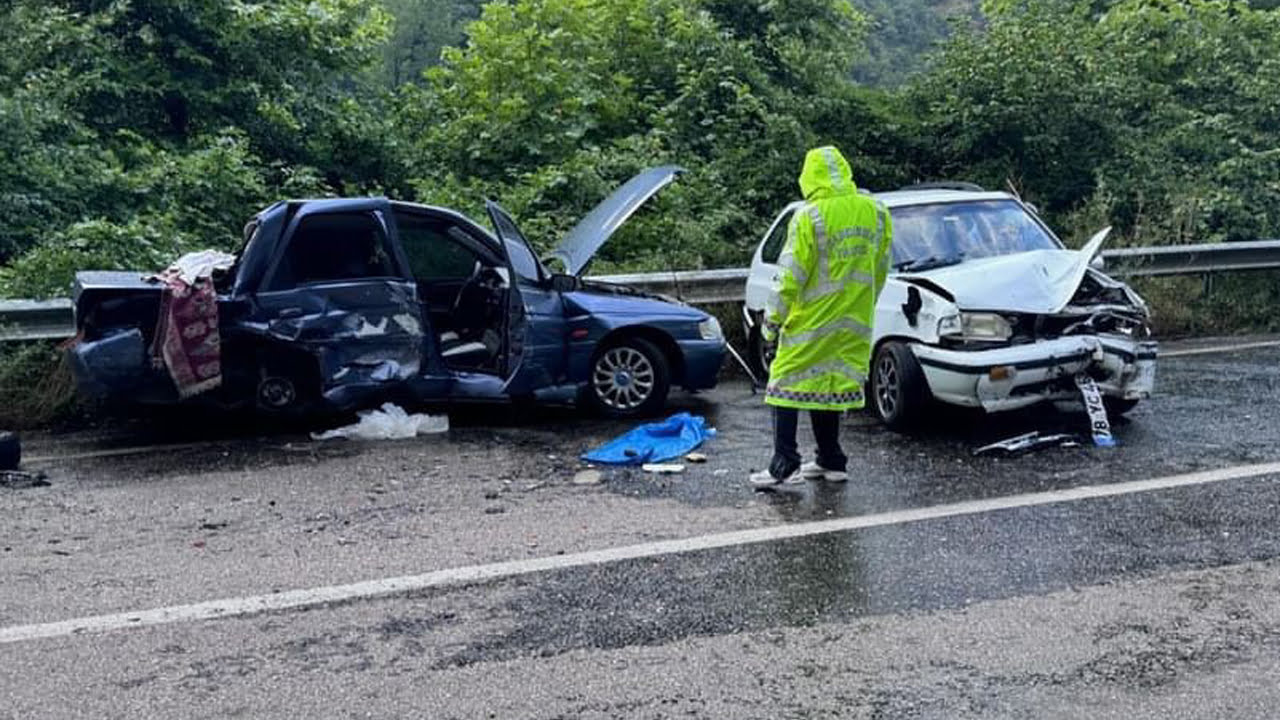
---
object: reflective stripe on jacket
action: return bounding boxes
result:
[764,146,892,411]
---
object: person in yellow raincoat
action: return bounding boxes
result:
[750,146,892,488]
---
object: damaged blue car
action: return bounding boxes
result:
[69,167,726,418]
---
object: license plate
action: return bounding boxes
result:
[1075,374,1116,448]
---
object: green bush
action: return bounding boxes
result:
[0,341,78,429]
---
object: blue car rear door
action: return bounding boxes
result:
[250,198,437,408]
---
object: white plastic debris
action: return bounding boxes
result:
[311,403,448,441]
[642,463,685,475]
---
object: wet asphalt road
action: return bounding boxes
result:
[3,339,1280,718]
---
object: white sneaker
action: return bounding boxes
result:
[800,462,848,483]
[748,469,804,489]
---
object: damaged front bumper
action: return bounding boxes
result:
[912,335,1158,413]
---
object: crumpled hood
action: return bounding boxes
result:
[902,228,1112,314]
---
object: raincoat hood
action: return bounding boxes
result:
[799,146,857,201]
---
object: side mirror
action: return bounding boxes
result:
[550,273,579,293]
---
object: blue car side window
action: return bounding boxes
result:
[762,211,794,264]
[270,211,397,290]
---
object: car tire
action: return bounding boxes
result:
[869,341,930,432]
[0,431,19,471]
[1104,397,1140,418]
[254,351,319,416]
[747,321,776,382]
[587,337,671,419]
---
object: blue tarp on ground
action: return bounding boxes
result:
[581,413,716,466]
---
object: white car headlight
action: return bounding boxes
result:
[699,317,723,341]
[937,314,963,337]
[938,312,1013,341]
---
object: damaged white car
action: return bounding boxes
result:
[743,184,1158,430]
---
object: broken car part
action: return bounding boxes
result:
[642,463,686,474]
[0,431,19,471]
[0,470,50,489]
[973,431,1081,457]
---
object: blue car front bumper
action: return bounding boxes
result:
[679,339,725,390]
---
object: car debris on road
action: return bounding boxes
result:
[973,432,1081,457]
[0,470,50,489]
[0,430,19,471]
[572,469,604,486]
[642,463,686,475]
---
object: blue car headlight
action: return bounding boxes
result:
[698,317,723,341]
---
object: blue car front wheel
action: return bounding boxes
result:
[588,337,671,418]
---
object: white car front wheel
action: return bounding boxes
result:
[870,341,930,432]
[747,318,776,382]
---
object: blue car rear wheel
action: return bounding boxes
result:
[588,337,670,418]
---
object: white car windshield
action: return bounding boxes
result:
[891,199,1060,272]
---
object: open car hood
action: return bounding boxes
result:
[901,227,1112,314]
[548,166,684,276]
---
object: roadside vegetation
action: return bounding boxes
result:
[1,0,1278,427]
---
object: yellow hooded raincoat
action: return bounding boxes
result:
[764,146,892,411]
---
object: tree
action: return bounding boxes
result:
[382,0,484,86]
[396,0,901,272]
[0,0,399,296]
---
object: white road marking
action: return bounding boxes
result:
[23,442,217,465]
[1163,340,1280,358]
[4,461,1280,645]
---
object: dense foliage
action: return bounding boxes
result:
[2,0,1279,296]
[0,0,397,296]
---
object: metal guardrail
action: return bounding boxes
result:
[0,299,75,342]
[3,241,1280,342]
[591,268,751,305]
[1101,240,1280,277]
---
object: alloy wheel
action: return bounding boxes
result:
[875,352,900,419]
[593,347,656,412]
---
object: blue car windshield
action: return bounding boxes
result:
[890,200,1060,269]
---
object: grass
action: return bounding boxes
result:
[0,341,80,429]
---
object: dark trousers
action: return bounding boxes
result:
[769,407,847,479]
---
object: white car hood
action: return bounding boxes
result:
[900,227,1112,314]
